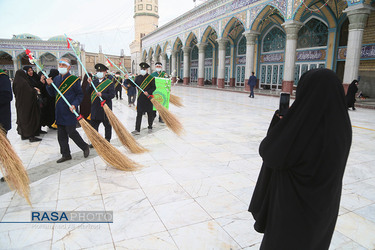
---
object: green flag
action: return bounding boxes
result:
[153,77,171,111]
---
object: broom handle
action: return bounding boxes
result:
[21,46,80,118]
[104,55,146,94]
[64,34,105,103]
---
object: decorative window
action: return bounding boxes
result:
[263,27,286,52]
[205,44,213,58]
[225,43,231,57]
[146,4,152,10]
[138,4,143,10]
[237,36,246,55]
[298,18,328,48]
[191,46,198,60]
[155,6,158,12]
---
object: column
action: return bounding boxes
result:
[183,46,191,85]
[197,43,207,86]
[281,20,303,94]
[244,31,260,91]
[161,52,167,72]
[216,38,229,88]
[171,50,177,83]
[342,4,373,92]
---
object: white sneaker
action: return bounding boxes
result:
[131,130,140,135]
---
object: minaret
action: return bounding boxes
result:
[130,0,159,74]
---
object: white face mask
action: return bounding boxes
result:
[140,70,147,76]
[156,68,162,72]
[96,72,104,79]
[58,67,68,75]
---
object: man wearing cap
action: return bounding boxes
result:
[87,63,115,143]
[131,62,156,135]
[46,57,90,163]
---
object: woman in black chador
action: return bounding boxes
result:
[346,80,358,110]
[249,68,352,250]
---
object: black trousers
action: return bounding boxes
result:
[91,119,112,142]
[58,124,88,157]
[128,94,136,105]
[116,88,122,99]
[135,110,156,131]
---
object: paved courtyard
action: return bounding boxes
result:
[0,86,374,249]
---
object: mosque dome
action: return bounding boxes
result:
[48,35,66,42]
[12,33,42,40]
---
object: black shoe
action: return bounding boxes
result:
[83,146,90,158]
[57,155,72,163]
[29,137,42,142]
[0,177,5,182]
[89,144,94,148]
[21,136,28,140]
[39,130,47,134]
[353,107,356,110]
[159,119,164,123]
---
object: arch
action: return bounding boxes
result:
[155,44,162,58]
[173,37,183,51]
[297,17,329,49]
[39,52,57,61]
[142,50,148,61]
[148,47,154,59]
[185,32,198,47]
[261,25,286,53]
[250,5,285,32]
[222,17,245,45]
[163,41,170,53]
[201,26,218,45]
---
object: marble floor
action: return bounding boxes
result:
[0,86,374,249]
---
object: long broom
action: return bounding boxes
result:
[23,47,139,171]
[65,35,147,154]
[0,127,31,206]
[105,55,184,136]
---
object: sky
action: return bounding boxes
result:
[0,0,207,56]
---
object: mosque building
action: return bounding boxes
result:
[0,34,130,78]
[133,0,375,96]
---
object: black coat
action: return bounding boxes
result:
[87,78,115,121]
[249,69,352,250]
[346,80,358,108]
[135,74,155,113]
[125,79,136,96]
[0,71,13,131]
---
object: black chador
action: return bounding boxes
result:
[249,69,352,250]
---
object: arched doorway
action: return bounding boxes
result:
[39,53,58,73]
[0,51,14,78]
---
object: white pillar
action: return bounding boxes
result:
[343,4,373,91]
[161,52,167,72]
[281,20,303,94]
[183,46,191,85]
[171,50,177,82]
[216,38,229,88]
[244,31,260,90]
[197,43,207,86]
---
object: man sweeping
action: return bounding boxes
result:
[87,63,115,145]
[46,58,90,163]
[131,62,156,135]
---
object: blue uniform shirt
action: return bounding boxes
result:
[46,72,83,126]
[87,78,115,121]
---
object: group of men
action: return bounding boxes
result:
[0,57,169,164]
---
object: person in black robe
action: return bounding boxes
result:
[0,69,12,133]
[131,63,156,135]
[80,73,92,121]
[249,68,352,250]
[23,66,47,135]
[38,71,55,129]
[13,69,42,142]
[114,72,123,100]
[126,77,136,107]
[346,80,358,110]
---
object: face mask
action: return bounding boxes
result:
[96,72,104,79]
[58,67,68,75]
[140,70,147,76]
[156,68,161,72]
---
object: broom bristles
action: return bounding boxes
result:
[151,98,184,136]
[0,128,31,206]
[78,119,140,171]
[103,104,148,154]
[169,94,183,107]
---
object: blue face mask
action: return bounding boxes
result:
[96,72,104,79]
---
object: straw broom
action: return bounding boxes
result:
[65,35,147,154]
[0,127,31,206]
[169,94,183,107]
[105,55,184,136]
[23,47,139,171]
